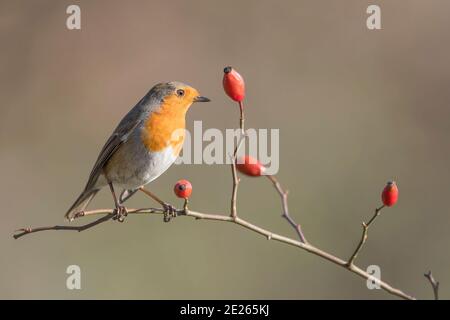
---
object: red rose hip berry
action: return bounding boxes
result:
[174,180,192,199]
[223,66,245,102]
[381,181,398,207]
[236,155,266,177]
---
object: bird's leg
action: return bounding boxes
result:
[108,182,128,222]
[138,187,177,222]
[138,186,165,206]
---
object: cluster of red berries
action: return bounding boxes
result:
[173,66,398,210]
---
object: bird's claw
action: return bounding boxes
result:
[73,211,85,220]
[113,206,128,223]
[163,203,177,222]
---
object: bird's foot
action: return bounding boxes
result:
[72,211,86,220]
[163,203,177,222]
[113,205,128,223]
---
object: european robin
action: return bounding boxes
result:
[65,82,210,221]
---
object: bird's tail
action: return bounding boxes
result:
[65,189,99,221]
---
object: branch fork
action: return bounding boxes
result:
[346,205,385,267]
[424,271,440,300]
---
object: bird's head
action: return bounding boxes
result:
[152,81,210,115]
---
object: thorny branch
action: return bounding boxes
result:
[14,204,415,300]
[13,134,433,300]
[13,97,436,301]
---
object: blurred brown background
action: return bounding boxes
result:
[1,0,449,299]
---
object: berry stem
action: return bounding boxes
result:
[230,135,245,219]
[346,205,385,266]
[239,101,245,134]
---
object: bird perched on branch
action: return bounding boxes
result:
[65,82,210,222]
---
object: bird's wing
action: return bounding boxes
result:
[84,107,144,191]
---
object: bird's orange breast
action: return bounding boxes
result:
[141,96,186,156]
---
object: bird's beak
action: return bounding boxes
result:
[194,96,211,103]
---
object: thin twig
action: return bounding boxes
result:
[266,175,307,244]
[347,205,385,266]
[230,158,240,219]
[424,271,439,300]
[14,214,114,239]
[13,208,164,239]
[230,133,245,219]
[13,206,415,300]
[230,100,246,218]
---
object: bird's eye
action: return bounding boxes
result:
[176,89,185,97]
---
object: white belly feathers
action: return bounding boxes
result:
[103,130,178,189]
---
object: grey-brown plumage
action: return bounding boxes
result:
[65,82,209,221]
[65,83,175,220]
